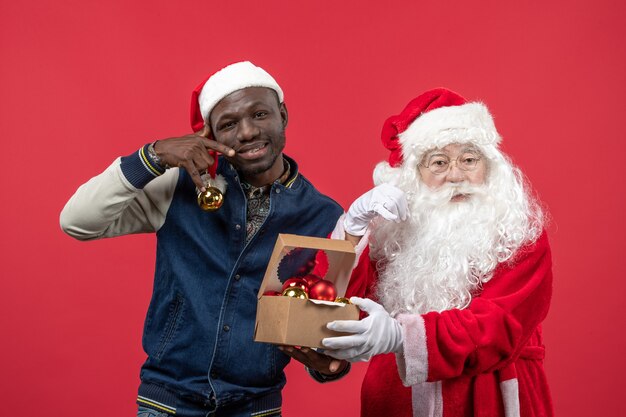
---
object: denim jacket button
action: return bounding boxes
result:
[223,325,230,332]
[235,224,241,231]
[234,274,241,281]
[275,188,281,194]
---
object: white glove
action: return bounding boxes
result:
[344,184,408,236]
[322,297,404,362]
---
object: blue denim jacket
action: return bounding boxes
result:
[137,155,343,413]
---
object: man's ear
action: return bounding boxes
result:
[279,102,288,128]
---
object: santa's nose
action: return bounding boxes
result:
[445,164,466,183]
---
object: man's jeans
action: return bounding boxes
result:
[137,404,282,417]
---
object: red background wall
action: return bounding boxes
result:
[1,1,624,416]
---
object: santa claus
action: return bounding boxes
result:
[322,88,553,417]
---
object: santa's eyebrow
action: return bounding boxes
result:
[460,146,482,154]
[425,151,448,158]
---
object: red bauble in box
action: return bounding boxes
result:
[263,290,282,296]
[308,279,337,301]
[302,273,322,288]
[281,277,309,293]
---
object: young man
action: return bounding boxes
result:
[321,89,553,416]
[60,61,346,417]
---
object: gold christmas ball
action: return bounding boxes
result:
[197,187,224,211]
[282,287,308,299]
[334,297,351,304]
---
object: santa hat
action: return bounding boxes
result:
[190,61,284,131]
[373,88,501,185]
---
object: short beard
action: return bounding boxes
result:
[236,129,286,178]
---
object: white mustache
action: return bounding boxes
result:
[407,182,488,207]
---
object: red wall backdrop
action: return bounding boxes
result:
[1,1,625,416]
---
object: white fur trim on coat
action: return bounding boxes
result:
[330,213,371,269]
[395,313,429,386]
[501,378,521,417]
[411,381,443,417]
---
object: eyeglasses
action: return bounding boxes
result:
[419,152,483,175]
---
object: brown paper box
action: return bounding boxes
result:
[254,233,360,348]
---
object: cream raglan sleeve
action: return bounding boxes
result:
[60,157,179,240]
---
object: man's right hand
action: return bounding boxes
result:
[153,125,235,192]
[278,345,348,376]
[344,183,408,236]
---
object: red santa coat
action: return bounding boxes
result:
[344,231,554,417]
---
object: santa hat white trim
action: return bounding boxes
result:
[374,102,501,185]
[198,61,284,122]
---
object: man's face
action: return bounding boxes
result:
[209,87,288,184]
[417,143,487,201]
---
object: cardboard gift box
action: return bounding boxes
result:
[254,233,360,348]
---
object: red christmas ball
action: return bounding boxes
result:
[281,277,309,293]
[302,273,322,288]
[263,290,282,296]
[308,279,337,301]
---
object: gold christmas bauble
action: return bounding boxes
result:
[334,297,351,304]
[197,187,224,211]
[282,287,309,299]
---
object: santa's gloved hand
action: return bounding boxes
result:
[322,297,404,362]
[344,184,408,236]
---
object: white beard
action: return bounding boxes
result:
[371,178,539,316]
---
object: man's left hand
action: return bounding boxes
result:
[278,345,348,375]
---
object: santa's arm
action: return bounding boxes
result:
[395,231,553,386]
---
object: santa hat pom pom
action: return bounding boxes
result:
[373,162,403,186]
